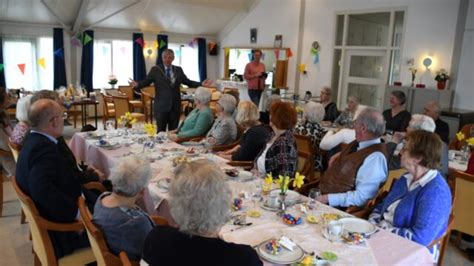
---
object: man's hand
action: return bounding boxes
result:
[316,194,329,204]
[391,132,406,144]
[128,79,138,88]
[202,79,214,87]
[328,152,341,167]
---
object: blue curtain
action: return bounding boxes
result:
[80,30,94,92]
[0,37,5,88]
[197,38,207,82]
[156,34,168,65]
[53,28,67,89]
[133,33,146,81]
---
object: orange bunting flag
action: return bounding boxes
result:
[286,48,293,58]
[18,63,26,75]
[37,58,46,69]
[209,42,216,51]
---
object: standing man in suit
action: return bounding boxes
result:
[129,49,212,132]
[16,99,89,258]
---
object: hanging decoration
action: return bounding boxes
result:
[17,63,26,75]
[274,50,280,60]
[286,48,293,58]
[209,42,216,51]
[135,37,145,48]
[310,41,320,64]
[159,39,167,49]
[54,48,64,59]
[175,50,181,57]
[188,39,195,48]
[298,64,306,73]
[154,40,159,49]
[224,47,230,57]
[71,36,82,47]
[0,63,4,72]
[247,52,252,61]
[37,58,46,69]
[102,46,108,55]
[261,53,265,60]
[83,32,93,46]
[236,49,241,58]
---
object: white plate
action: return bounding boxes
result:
[255,240,304,264]
[339,217,377,235]
[95,141,118,148]
[239,171,255,181]
[269,189,300,204]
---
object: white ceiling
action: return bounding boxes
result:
[0,0,256,35]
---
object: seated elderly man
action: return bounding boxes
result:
[423,101,450,144]
[309,107,388,208]
[93,156,155,261]
[387,114,449,177]
[143,159,262,265]
[169,87,213,140]
[205,94,237,146]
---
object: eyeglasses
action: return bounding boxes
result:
[63,112,68,120]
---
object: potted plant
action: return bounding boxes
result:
[108,75,118,89]
[435,69,450,90]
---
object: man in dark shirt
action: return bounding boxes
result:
[424,101,450,144]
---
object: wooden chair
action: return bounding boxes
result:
[449,123,473,150]
[211,125,244,152]
[296,150,315,181]
[227,160,254,171]
[209,90,221,117]
[141,87,155,122]
[381,168,407,192]
[78,197,139,266]
[0,148,13,217]
[112,95,146,128]
[450,169,474,245]
[429,214,455,266]
[118,85,143,111]
[100,93,116,129]
[7,140,26,223]
[119,251,134,266]
[11,176,95,266]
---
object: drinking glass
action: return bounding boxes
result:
[308,188,321,210]
[251,182,262,209]
[105,120,115,138]
[327,220,344,241]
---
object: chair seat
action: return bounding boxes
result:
[57,246,96,265]
[130,113,145,121]
[106,103,114,108]
[130,100,143,108]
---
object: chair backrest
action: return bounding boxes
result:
[428,214,455,266]
[77,197,123,266]
[7,140,19,162]
[211,124,244,152]
[297,150,315,180]
[382,168,407,192]
[294,134,314,155]
[112,95,132,119]
[451,169,474,235]
[101,93,115,116]
[449,123,473,150]
[142,86,155,98]
[141,90,152,108]
[12,176,59,266]
[118,86,134,101]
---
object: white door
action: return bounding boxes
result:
[339,50,388,109]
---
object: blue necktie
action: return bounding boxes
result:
[166,67,171,78]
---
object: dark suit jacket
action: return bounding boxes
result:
[136,64,201,114]
[435,118,450,144]
[16,132,83,258]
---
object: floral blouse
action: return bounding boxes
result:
[10,122,29,147]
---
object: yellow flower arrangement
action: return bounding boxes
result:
[466,137,474,146]
[266,172,305,195]
[295,106,304,114]
[117,112,137,128]
[456,132,465,141]
[144,123,157,137]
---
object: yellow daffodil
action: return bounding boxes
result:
[467,137,474,146]
[144,123,157,137]
[264,173,273,185]
[117,118,123,124]
[295,106,304,114]
[456,132,465,141]
[277,175,284,187]
[293,172,305,188]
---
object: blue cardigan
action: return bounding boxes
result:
[369,171,451,257]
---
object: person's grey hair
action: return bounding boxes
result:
[28,99,61,129]
[217,94,237,115]
[162,49,174,57]
[169,159,231,235]
[425,101,441,115]
[236,101,260,127]
[322,86,332,96]
[347,95,359,104]
[357,107,385,137]
[31,90,60,104]
[16,95,32,122]
[409,114,436,133]
[303,101,325,123]
[194,87,211,105]
[110,156,151,197]
[266,94,281,111]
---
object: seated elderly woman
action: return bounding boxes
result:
[169,87,214,140]
[259,94,281,125]
[295,101,327,170]
[386,114,449,177]
[369,130,451,262]
[93,156,155,261]
[334,95,360,128]
[10,95,32,147]
[143,159,262,265]
[320,86,339,124]
[383,90,411,133]
[204,94,238,146]
[255,101,297,177]
[218,101,272,161]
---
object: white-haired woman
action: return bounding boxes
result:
[259,94,281,125]
[334,95,359,128]
[10,95,33,147]
[320,86,339,123]
[169,87,214,140]
[295,101,327,170]
[93,156,155,261]
[205,94,238,146]
[387,114,449,176]
[143,159,262,265]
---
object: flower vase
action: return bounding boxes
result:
[437,81,446,90]
[462,144,471,162]
[278,193,287,215]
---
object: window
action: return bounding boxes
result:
[3,37,53,91]
[168,43,200,82]
[93,39,133,89]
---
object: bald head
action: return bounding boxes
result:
[29,99,64,136]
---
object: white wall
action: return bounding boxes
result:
[453,0,474,110]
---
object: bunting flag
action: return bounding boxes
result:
[286,48,293,58]
[71,37,81,47]
[102,46,108,55]
[17,63,26,75]
[224,47,230,56]
[247,52,252,61]
[175,50,181,57]
[261,53,266,60]
[274,50,280,60]
[299,64,306,73]
[54,48,64,59]
[0,63,4,72]
[188,40,194,48]
[159,39,167,49]
[135,37,145,48]
[154,40,159,49]
[209,42,216,51]
[236,49,241,58]
[83,32,93,46]
[37,58,46,69]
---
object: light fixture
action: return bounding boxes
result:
[146,48,153,57]
[423,57,432,70]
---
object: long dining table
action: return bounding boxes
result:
[69,131,435,265]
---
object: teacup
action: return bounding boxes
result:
[448,150,456,160]
[327,220,344,240]
[266,194,279,208]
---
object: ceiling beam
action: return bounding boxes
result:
[72,0,90,33]
[83,0,143,31]
[40,0,69,29]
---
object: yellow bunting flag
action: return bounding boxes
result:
[37,58,46,69]
[299,64,306,73]
[224,47,230,56]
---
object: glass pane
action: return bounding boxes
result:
[331,49,342,101]
[388,50,401,85]
[392,11,405,47]
[349,55,384,79]
[112,40,133,86]
[93,41,112,89]
[348,83,378,106]
[335,15,344,46]
[347,12,390,46]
